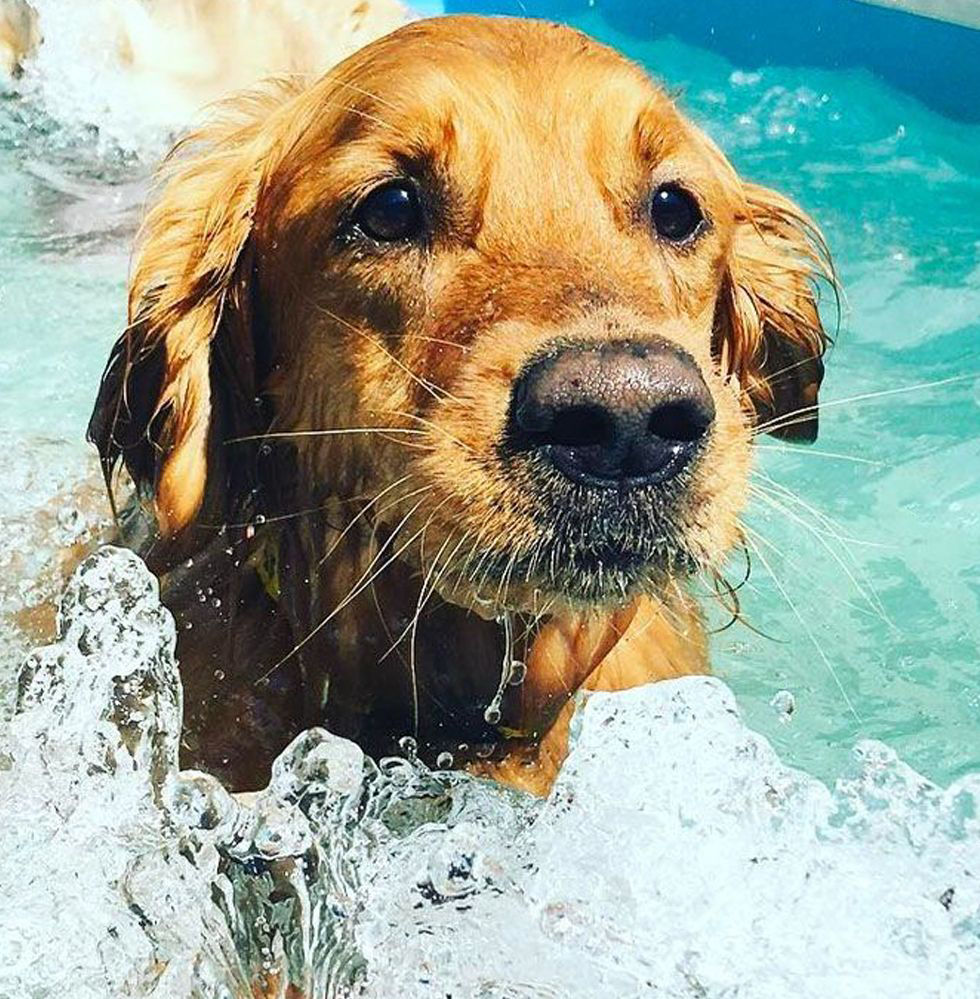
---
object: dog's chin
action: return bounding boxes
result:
[440,538,700,618]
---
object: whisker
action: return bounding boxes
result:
[225,426,427,443]
[318,75,402,115]
[408,533,465,735]
[380,530,470,664]
[257,495,431,680]
[391,409,476,454]
[734,351,829,404]
[752,372,977,438]
[316,475,420,568]
[315,303,464,406]
[750,473,891,548]
[748,481,892,625]
[754,444,887,468]
[744,532,862,723]
[742,522,889,624]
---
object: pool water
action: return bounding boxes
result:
[1,2,978,787]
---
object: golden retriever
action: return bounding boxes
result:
[88,15,833,795]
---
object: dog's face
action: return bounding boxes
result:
[91,17,831,617]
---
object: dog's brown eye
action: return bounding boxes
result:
[353,181,424,242]
[650,184,703,242]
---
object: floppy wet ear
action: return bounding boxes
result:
[715,181,835,442]
[87,99,280,536]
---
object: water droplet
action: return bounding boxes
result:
[166,771,235,831]
[56,506,82,535]
[483,611,516,728]
[770,689,796,723]
[210,597,222,609]
[253,514,267,526]
[213,669,225,681]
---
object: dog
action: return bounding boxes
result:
[0,0,39,78]
[88,15,833,795]
[1,1,406,110]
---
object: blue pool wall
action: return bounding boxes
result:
[417,0,980,123]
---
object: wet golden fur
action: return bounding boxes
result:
[90,16,833,794]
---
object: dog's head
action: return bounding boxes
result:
[90,16,833,615]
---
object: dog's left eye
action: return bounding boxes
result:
[650,184,704,243]
[352,181,424,242]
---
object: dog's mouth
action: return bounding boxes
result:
[431,464,703,613]
[428,336,715,610]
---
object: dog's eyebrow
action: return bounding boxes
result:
[631,99,681,168]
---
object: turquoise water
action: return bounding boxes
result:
[1,7,977,784]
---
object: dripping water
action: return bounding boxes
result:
[483,611,526,727]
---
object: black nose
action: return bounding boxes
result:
[506,339,715,488]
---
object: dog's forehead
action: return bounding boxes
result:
[328,17,694,166]
[279,18,732,242]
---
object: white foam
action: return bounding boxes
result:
[1,547,979,997]
[18,0,409,157]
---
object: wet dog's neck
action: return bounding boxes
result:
[145,510,708,793]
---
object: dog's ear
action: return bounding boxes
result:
[715,182,835,442]
[88,94,290,536]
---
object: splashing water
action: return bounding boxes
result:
[13,0,409,158]
[2,547,980,997]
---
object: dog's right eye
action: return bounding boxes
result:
[352,181,424,242]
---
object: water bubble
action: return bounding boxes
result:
[436,751,454,769]
[425,823,486,899]
[253,514,267,526]
[483,704,502,726]
[270,728,364,798]
[56,505,82,536]
[508,660,527,686]
[398,735,418,759]
[166,770,235,831]
[213,669,225,681]
[770,689,796,723]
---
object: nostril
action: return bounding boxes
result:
[507,339,715,488]
[648,400,712,443]
[547,405,614,447]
